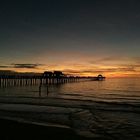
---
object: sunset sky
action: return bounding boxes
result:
[0,0,140,77]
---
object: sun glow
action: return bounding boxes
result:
[0,54,140,78]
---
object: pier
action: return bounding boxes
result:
[0,71,106,88]
[0,71,88,87]
[91,74,106,81]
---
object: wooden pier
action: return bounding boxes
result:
[0,71,87,87]
[91,74,106,81]
[0,71,106,88]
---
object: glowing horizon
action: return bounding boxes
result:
[0,55,140,78]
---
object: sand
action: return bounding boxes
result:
[0,118,92,140]
[0,96,140,140]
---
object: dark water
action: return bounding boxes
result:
[0,78,140,139]
[0,78,140,103]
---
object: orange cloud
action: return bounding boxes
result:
[0,56,140,77]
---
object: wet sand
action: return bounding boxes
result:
[0,96,140,140]
[0,119,89,140]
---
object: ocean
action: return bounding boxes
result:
[0,77,140,103]
[0,77,140,139]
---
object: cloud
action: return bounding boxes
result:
[12,63,43,69]
[63,64,138,75]
[0,70,15,73]
[89,56,125,65]
[117,67,136,72]
[63,68,115,75]
[119,64,140,70]
[0,65,10,68]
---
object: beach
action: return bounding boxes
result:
[0,96,140,140]
[0,118,87,140]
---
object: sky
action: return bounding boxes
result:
[0,0,140,77]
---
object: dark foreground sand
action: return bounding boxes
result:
[0,96,140,140]
[0,119,89,140]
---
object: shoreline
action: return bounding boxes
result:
[0,96,140,139]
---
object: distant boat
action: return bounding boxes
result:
[91,74,106,81]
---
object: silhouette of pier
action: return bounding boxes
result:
[0,71,87,87]
[91,74,106,81]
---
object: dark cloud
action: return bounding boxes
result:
[0,65,10,68]
[0,63,44,69]
[0,70,15,72]
[89,56,124,64]
[12,64,43,69]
